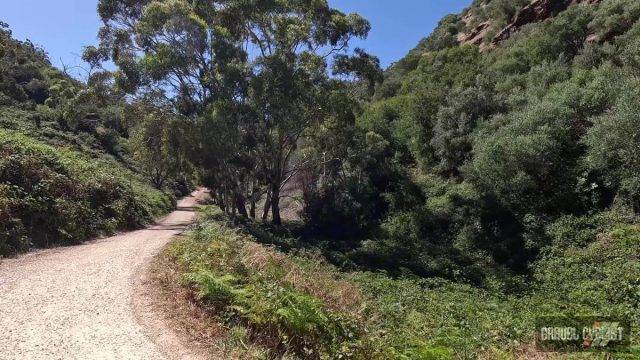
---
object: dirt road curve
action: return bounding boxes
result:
[0,189,209,360]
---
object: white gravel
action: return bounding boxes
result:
[0,189,208,360]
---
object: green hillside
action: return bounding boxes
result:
[0,23,175,255]
[347,0,640,280]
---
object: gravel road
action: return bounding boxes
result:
[0,189,209,360]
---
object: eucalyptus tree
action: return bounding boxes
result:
[219,0,375,224]
[95,0,376,224]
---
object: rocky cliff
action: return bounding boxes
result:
[458,0,602,50]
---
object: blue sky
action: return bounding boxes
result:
[2,0,470,76]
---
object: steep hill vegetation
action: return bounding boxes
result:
[319,0,640,283]
[0,23,178,255]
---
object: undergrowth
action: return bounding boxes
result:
[166,207,640,359]
[0,128,174,255]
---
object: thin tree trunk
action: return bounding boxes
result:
[249,198,256,219]
[271,185,281,225]
[217,190,226,212]
[224,189,232,215]
[249,182,257,219]
[262,189,271,221]
[235,193,248,217]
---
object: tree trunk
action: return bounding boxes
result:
[224,190,232,215]
[249,182,257,219]
[214,191,223,210]
[262,190,271,221]
[235,193,248,217]
[271,185,281,226]
[217,190,226,212]
[249,198,256,219]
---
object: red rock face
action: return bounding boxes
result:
[457,21,491,46]
[492,0,572,44]
[457,0,602,49]
[571,0,601,5]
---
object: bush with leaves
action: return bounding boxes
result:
[583,79,640,213]
[173,216,369,359]
[0,130,173,256]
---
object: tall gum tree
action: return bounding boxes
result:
[95,0,378,224]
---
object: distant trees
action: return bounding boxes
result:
[128,104,188,190]
[0,22,53,106]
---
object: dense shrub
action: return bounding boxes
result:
[583,81,640,213]
[302,126,419,244]
[0,23,56,106]
[0,130,173,255]
[589,0,640,40]
[533,225,640,320]
[302,183,385,241]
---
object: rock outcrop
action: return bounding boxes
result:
[457,0,602,50]
[457,21,491,46]
[492,0,603,44]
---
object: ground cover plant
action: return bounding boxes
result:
[166,207,640,359]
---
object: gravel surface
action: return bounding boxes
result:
[0,189,209,360]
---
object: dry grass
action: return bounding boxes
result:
[240,241,366,316]
[479,342,613,360]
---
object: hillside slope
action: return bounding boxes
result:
[347,0,640,280]
[0,23,174,256]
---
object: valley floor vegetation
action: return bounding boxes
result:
[164,207,639,359]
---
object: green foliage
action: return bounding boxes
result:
[469,100,577,218]
[0,23,59,106]
[96,0,383,225]
[0,22,188,255]
[0,129,173,256]
[431,80,504,175]
[128,104,193,191]
[402,45,483,95]
[533,225,640,320]
[353,273,525,359]
[583,81,640,213]
[307,0,640,279]
[464,0,530,41]
[302,126,417,242]
[544,210,637,250]
[589,0,640,40]
[417,14,462,53]
[173,214,366,359]
[171,210,640,358]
